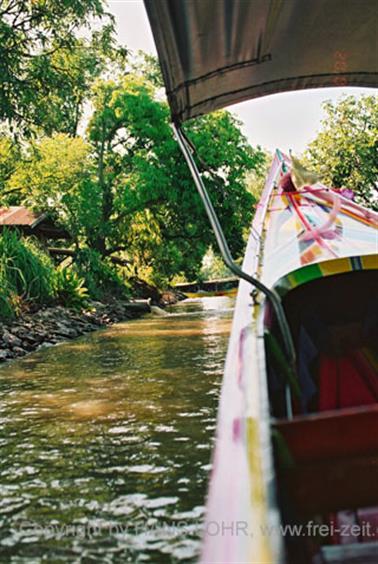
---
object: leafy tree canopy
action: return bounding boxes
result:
[86,74,266,282]
[4,71,266,285]
[0,0,126,136]
[5,133,100,242]
[304,95,378,209]
[0,134,20,196]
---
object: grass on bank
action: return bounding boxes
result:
[0,230,84,320]
[0,230,55,319]
[0,230,132,321]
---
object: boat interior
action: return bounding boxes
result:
[266,268,378,563]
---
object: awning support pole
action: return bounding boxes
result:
[173,123,296,393]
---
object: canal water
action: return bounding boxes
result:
[0,296,233,563]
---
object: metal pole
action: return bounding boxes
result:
[173,123,297,379]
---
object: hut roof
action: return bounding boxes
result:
[0,206,46,228]
[0,207,69,239]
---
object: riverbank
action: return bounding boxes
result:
[0,300,151,363]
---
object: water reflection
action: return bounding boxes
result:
[0,296,233,562]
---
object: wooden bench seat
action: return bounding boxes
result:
[274,405,378,462]
[273,405,378,515]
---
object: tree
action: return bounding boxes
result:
[87,74,266,282]
[4,73,266,285]
[304,96,378,209]
[0,0,122,135]
[0,134,21,199]
[30,30,128,137]
[6,133,101,244]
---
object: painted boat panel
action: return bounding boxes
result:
[201,152,378,563]
[260,158,378,291]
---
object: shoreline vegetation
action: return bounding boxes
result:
[0,229,185,364]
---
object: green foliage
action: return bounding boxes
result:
[86,73,266,283]
[184,111,266,259]
[199,248,233,281]
[245,154,272,201]
[30,30,128,137]
[130,51,164,88]
[75,249,128,300]
[304,96,378,209]
[53,267,88,309]
[7,134,98,242]
[0,270,14,319]
[0,230,55,319]
[0,134,21,203]
[1,49,267,293]
[0,0,124,136]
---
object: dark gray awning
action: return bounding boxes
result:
[144,0,378,122]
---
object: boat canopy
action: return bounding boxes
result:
[144,0,378,122]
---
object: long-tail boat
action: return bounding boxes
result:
[144,1,378,561]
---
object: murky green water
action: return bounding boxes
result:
[0,296,233,563]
